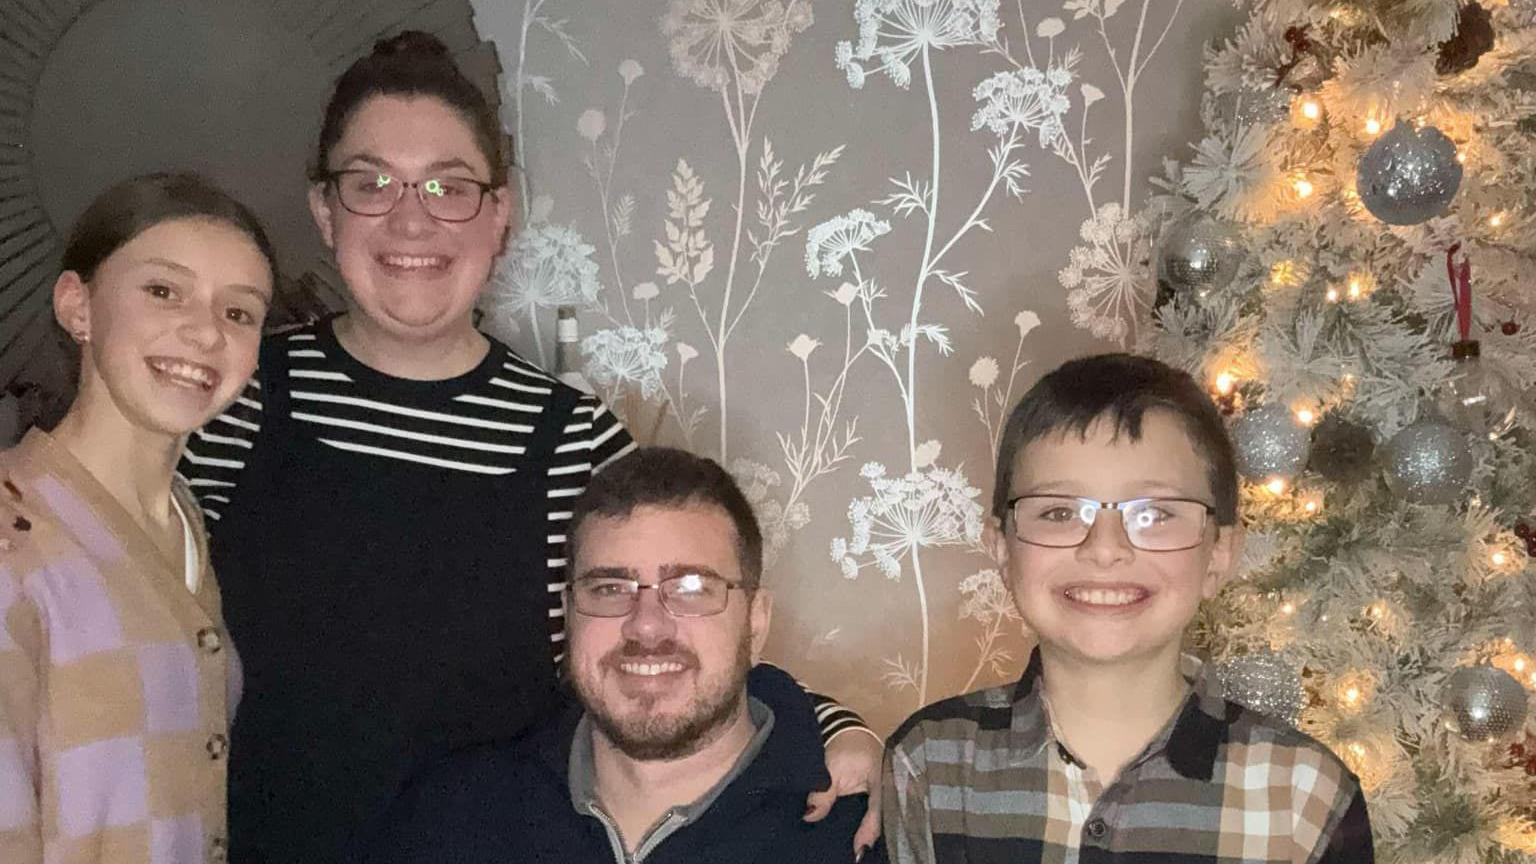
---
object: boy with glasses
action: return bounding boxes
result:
[882,353,1373,863]
[361,448,875,863]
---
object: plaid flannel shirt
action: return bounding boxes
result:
[883,649,1373,864]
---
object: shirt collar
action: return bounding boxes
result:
[1008,647,1230,780]
[568,697,776,821]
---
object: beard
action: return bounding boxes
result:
[574,635,753,762]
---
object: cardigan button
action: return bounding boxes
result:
[196,628,223,654]
[1086,818,1108,840]
[206,734,228,760]
[210,836,228,862]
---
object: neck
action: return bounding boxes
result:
[1038,644,1189,783]
[332,310,488,381]
[50,388,182,529]
[591,698,757,853]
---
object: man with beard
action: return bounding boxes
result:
[360,448,877,864]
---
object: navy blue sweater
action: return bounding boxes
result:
[361,665,877,864]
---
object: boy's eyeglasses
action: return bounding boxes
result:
[568,571,745,618]
[1006,495,1216,552]
[321,170,497,223]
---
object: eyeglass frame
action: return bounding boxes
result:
[566,568,749,619]
[1003,494,1218,552]
[318,169,501,223]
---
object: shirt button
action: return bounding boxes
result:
[210,836,228,862]
[206,734,228,760]
[1086,818,1108,840]
[196,628,223,654]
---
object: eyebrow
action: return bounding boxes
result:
[1016,481,1201,498]
[337,153,486,179]
[574,564,724,582]
[142,258,274,303]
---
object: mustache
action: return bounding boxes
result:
[605,640,698,666]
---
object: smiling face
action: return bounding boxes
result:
[567,504,772,762]
[993,409,1240,670]
[54,217,272,438]
[309,94,510,344]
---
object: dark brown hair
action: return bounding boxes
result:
[993,353,1240,526]
[312,30,507,185]
[62,172,276,282]
[567,448,765,590]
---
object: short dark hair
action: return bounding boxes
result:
[993,353,1239,526]
[62,172,277,282]
[312,30,507,186]
[568,448,764,590]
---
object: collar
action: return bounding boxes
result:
[566,696,789,822]
[1008,647,1231,780]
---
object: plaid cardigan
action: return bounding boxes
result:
[0,430,241,864]
[883,649,1372,864]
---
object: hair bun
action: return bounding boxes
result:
[372,30,450,59]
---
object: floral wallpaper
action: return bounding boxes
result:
[470,0,1237,732]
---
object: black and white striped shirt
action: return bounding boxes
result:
[179,321,636,661]
[178,320,865,740]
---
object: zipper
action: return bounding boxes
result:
[586,803,632,864]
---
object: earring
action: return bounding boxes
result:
[72,331,90,344]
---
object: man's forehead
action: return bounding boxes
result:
[574,505,739,560]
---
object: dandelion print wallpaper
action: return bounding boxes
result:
[471,0,1238,732]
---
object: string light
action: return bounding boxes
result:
[1489,212,1505,228]
[1295,407,1317,426]
[1364,118,1382,136]
[1214,372,1237,395]
[1266,477,1288,495]
[1294,177,1315,199]
[1280,601,1296,616]
[1300,489,1324,514]
[1301,100,1321,120]
[1366,601,1387,621]
[1491,550,1508,567]
[1326,287,1341,303]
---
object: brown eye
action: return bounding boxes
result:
[144,283,175,300]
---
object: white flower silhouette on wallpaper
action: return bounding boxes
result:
[483,222,603,365]
[581,326,669,400]
[1059,203,1151,343]
[661,0,813,94]
[835,0,1001,89]
[805,210,891,279]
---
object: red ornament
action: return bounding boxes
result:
[1504,320,1522,336]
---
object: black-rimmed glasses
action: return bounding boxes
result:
[568,571,746,618]
[1006,495,1216,552]
[321,170,497,223]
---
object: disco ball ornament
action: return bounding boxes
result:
[1443,666,1530,741]
[1156,214,1243,298]
[1381,416,1472,504]
[1216,652,1304,725]
[1233,403,1312,483]
[1356,122,1463,225]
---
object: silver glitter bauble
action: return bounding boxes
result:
[1356,122,1463,225]
[1381,417,1472,504]
[1221,86,1293,128]
[1442,666,1530,741]
[1215,652,1304,725]
[1233,403,1312,482]
[1156,214,1242,296]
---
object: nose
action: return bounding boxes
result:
[178,302,226,353]
[619,586,677,645]
[1074,507,1136,568]
[385,184,435,238]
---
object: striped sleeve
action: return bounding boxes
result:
[178,378,264,522]
[544,394,638,662]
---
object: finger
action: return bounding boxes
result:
[803,788,836,823]
[853,797,882,854]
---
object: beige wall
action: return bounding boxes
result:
[472,0,1238,733]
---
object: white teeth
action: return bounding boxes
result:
[618,662,686,677]
[1065,587,1146,607]
[149,359,216,390]
[380,254,447,270]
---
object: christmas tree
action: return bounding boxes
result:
[1145,0,1536,860]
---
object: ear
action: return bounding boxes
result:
[53,271,90,342]
[748,588,773,663]
[1202,522,1245,599]
[986,513,1010,567]
[308,183,336,250]
[489,186,515,255]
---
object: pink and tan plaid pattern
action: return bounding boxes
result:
[883,648,1373,864]
[0,430,240,864]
